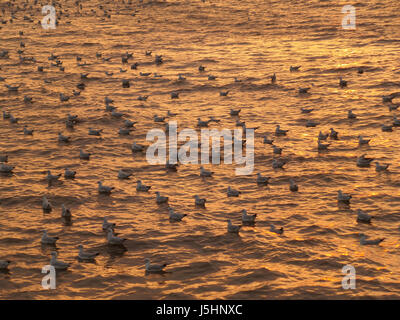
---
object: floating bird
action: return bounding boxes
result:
[357,154,374,167]
[359,234,384,246]
[272,159,286,169]
[167,110,177,117]
[329,128,338,139]
[318,131,329,140]
[64,168,76,179]
[154,115,166,122]
[318,140,330,151]
[289,179,298,192]
[165,160,178,171]
[79,149,91,160]
[118,128,133,135]
[299,87,310,94]
[358,135,370,145]
[145,258,167,273]
[227,186,241,197]
[98,181,114,194]
[241,209,256,223]
[107,229,126,245]
[220,90,229,96]
[275,125,288,136]
[208,75,216,80]
[42,196,52,212]
[46,170,61,182]
[88,128,103,136]
[337,190,352,204]
[194,195,206,207]
[118,169,132,179]
[168,207,187,221]
[0,260,11,270]
[197,118,211,127]
[356,209,372,223]
[301,107,313,114]
[255,173,271,187]
[272,145,282,155]
[227,219,241,233]
[339,77,347,88]
[270,224,284,235]
[348,110,357,119]
[59,93,70,102]
[124,119,137,128]
[41,230,59,245]
[0,163,14,173]
[102,217,116,231]
[58,132,70,143]
[393,116,400,126]
[382,124,393,132]
[0,155,7,162]
[171,92,179,99]
[271,73,276,84]
[263,136,274,144]
[155,192,169,204]
[200,166,214,177]
[77,245,99,261]
[230,109,241,116]
[137,180,151,192]
[132,142,145,152]
[5,84,20,91]
[305,120,318,127]
[50,252,70,270]
[198,65,205,72]
[375,162,389,172]
[290,66,301,72]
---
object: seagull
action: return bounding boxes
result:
[358,136,370,145]
[318,131,329,140]
[337,190,352,204]
[329,128,338,139]
[227,186,241,197]
[357,154,374,167]
[58,132,70,143]
[200,166,214,177]
[290,66,301,72]
[168,207,187,221]
[155,192,169,204]
[154,115,166,122]
[64,168,76,179]
[0,163,14,173]
[145,258,167,273]
[194,195,206,207]
[41,230,59,245]
[339,77,347,88]
[98,181,114,194]
[301,108,313,114]
[105,96,114,105]
[272,159,286,169]
[270,224,284,235]
[167,110,178,117]
[348,110,357,119]
[263,136,274,144]
[382,124,393,132]
[61,204,71,218]
[118,169,132,179]
[24,126,34,136]
[272,145,282,155]
[42,196,52,212]
[165,160,178,171]
[118,128,133,135]
[227,220,241,233]
[289,179,298,192]
[197,118,211,127]
[318,140,330,150]
[299,87,310,94]
[0,155,8,162]
[124,119,137,128]
[77,245,99,261]
[138,95,148,101]
[107,229,126,245]
[5,84,20,91]
[256,173,270,185]
[46,170,61,182]
[375,162,389,172]
[9,114,19,124]
[59,93,70,102]
[275,125,288,136]
[102,217,116,231]
[88,128,103,136]
[137,180,151,192]
[2,111,10,119]
[220,90,229,96]
[132,142,145,152]
[198,65,205,72]
[171,92,179,99]
[360,234,384,246]
[271,73,276,84]
[111,109,124,118]
[241,209,256,223]
[393,116,400,126]
[230,109,241,116]
[0,260,11,270]
[208,75,216,80]
[50,252,70,270]
[356,209,372,223]
[305,120,318,127]
[79,149,91,160]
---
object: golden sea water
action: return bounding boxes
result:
[0,0,400,299]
